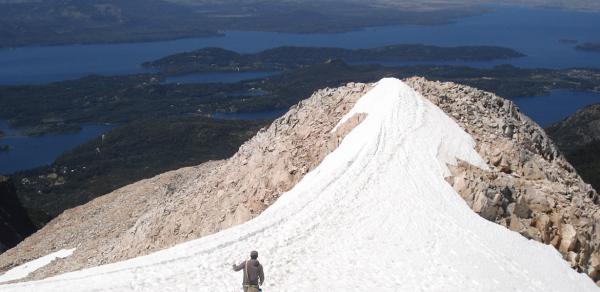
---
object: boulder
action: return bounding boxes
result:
[559,223,578,254]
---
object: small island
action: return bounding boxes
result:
[0,130,4,139]
[559,39,578,44]
[143,45,525,76]
[575,42,600,52]
[0,145,9,152]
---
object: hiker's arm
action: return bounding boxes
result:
[259,264,265,285]
[232,261,245,271]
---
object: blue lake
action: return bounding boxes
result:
[512,90,600,127]
[1,6,600,85]
[1,5,600,173]
[0,121,113,175]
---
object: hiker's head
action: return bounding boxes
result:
[250,250,258,260]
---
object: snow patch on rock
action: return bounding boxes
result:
[0,249,75,284]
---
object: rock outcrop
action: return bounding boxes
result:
[0,176,35,253]
[405,78,600,283]
[2,78,600,284]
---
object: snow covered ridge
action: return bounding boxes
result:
[0,78,597,291]
[406,77,600,282]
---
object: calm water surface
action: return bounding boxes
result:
[512,90,600,127]
[0,121,113,174]
[1,6,600,85]
[1,5,600,173]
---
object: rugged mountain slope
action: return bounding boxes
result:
[547,103,600,191]
[407,79,600,280]
[0,78,597,291]
[0,176,35,253]
[1,78,599,288]
[0,82,371,281]
[13,116,265,228]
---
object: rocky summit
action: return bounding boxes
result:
[1,78,599,288]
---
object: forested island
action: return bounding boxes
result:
[559,39,578,44]
[144,45,525,75]
[576,42,600,52]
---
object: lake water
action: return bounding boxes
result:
[1,5,600,85]
[512,90,600,127]
[1,5,600,173]
[0,121,113,175]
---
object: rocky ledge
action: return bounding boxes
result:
[406,78,600,283]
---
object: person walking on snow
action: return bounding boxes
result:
[232,250,264,292]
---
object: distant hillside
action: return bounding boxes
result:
[0,0,482,47]
[547,103,600,190]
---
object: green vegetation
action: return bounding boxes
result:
[560,141,600,191]
[0,74,249,134]
[14,116,265,227]
[144,45,524,76]
[546,103,600,191]
[0,145,8,152]
[2,62,600,136]
[576,43,600,52]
